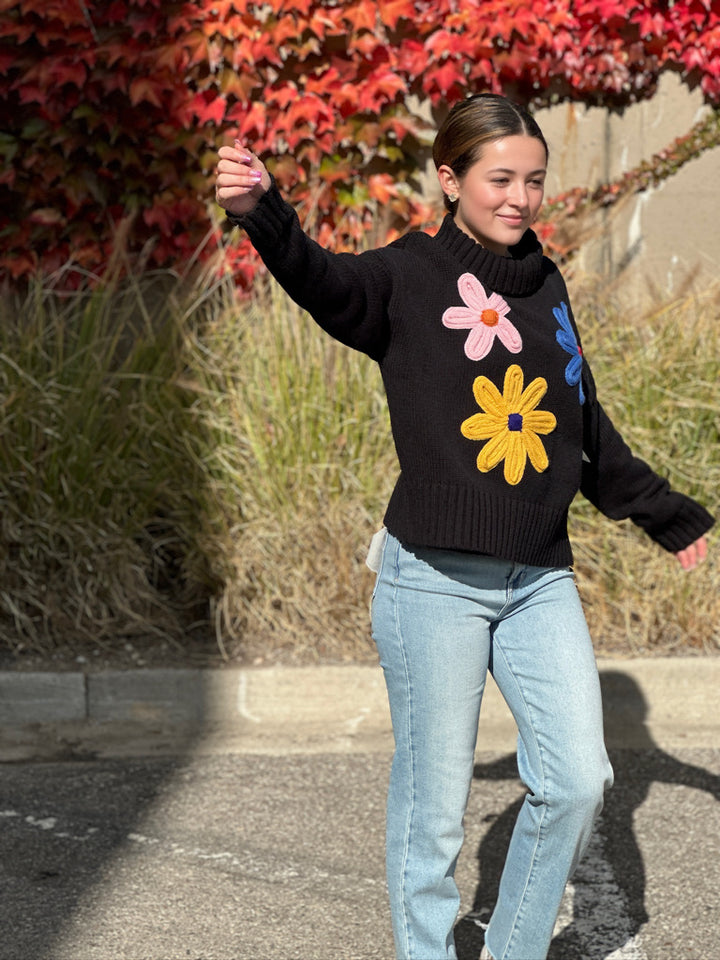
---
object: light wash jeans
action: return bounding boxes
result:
[370,532,613,960]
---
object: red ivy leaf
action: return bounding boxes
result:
[357,68,407,112]
[342,0,378,32]
[188,91,227,125]
[368,172,398,203]
[129,76,165,107]
[377,0,416,30]
[422,59,466,101]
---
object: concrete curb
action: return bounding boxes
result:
[0,658,718,760]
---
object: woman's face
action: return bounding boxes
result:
[438,135,547,255]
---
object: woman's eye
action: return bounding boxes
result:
[492,178,509,185]
[529,179,544,188]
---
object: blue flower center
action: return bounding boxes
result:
[508,413,523,432]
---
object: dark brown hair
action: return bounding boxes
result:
[433,94,549,212]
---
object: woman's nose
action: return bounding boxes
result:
[508,181,528,208]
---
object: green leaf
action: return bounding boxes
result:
[20,117,50,140]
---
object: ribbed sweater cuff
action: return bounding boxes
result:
[645,498,715,553]
[226,177,291,245]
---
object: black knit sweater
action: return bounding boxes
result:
[231,184,714,567]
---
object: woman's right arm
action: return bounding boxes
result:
[215,140,393,361]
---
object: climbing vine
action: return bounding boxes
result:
[1,0,719,285]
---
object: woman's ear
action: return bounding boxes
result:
[437,164,460,202]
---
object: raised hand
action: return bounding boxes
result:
[215,139,271,218]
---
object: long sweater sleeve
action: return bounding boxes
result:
[230,182,394,361]
[230,190,713,565]
[579,363,714,552]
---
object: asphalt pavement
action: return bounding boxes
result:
[1,658,719,959]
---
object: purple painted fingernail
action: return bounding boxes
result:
[250,170,262,181]
[234,139,252,162]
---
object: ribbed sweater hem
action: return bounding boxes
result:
[383,477,574,568]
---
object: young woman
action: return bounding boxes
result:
[214,94,713,960]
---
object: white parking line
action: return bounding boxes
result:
[2,805,379,891]
[236,673,261,723]
[4,805,648,955]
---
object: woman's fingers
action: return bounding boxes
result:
[216,156,261,199]
[234,138,253,161]
[675,536,708,571]
[216,148,257,182]
[216,164,262,189]
[215,139,270,215]
[217,147,251,163]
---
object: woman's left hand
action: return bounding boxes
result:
[675,536,708,571]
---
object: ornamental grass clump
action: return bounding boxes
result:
[568,280,720,654]
[0,266,717,662]
[198,277,396,661]
[0,266,238,654]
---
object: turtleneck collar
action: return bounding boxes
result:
[433,214,546,298]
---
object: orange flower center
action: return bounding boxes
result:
[480,309,499,327]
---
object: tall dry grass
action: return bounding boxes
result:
[0,267,717,663]
[195,278,395,662]
[0,266,237,652]
[567,281,720,655]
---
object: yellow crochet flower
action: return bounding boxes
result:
[461,365,557,485]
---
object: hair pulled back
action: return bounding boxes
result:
[433,94,549,212]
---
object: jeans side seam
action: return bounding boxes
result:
[504,802,548,957]
[392,547,416,960]
[492,638,548,959]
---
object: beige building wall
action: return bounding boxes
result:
[535,72,719,307]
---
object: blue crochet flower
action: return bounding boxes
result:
[554,301,585,404]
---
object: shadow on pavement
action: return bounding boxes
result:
[3,667,719,958]
[455,669,720,960]
[0,724,203,958]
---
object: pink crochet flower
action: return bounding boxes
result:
[442,273,522,361]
